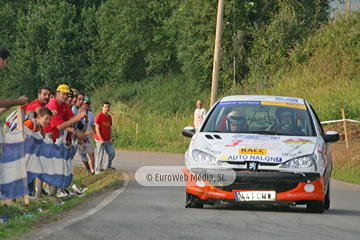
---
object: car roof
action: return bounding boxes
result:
[219,95,306,105]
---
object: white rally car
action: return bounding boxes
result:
[182,95,339,213]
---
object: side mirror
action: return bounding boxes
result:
[323,131,339,143]
[182,126,195,138]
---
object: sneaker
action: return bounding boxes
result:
[44,187,53,196]
[39,189,51,197]
[107,167,116,170]
[87,169,92,174]
[56,188,69,198]
[95,171,102,175]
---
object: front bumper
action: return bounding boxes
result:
[183,168,325,203]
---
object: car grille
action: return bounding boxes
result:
[222,180,299,193]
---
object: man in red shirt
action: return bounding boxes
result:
[22,86,52,117]
[94,101,115,174]
[43,84,87,143]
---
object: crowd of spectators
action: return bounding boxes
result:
[0,46,116,198]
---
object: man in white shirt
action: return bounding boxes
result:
[77,96,96,174]
[194,100,207,132]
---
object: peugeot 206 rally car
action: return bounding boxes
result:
[182,95,339,213]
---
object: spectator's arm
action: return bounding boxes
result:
[56,109,86,131]
[95,124,103,141]
[0,107,9,116]
[91,124,96,134]
[0,96,28,108]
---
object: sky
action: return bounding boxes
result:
[331,0,360,11]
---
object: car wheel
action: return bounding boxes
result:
[324,184,330,210]
[185,192,203,208]
[306,201,324,213]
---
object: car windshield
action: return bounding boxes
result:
[202,101,315,136]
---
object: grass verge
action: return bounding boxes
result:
[0,167,122,239]
[332,160,360,185]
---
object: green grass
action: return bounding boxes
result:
[332,160,360,185]
[0,167,121,239]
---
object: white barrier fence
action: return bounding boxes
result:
[321,119,360,124]
[320,108,359,150]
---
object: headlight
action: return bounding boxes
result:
[192,149,224,166]
[280,154,317,170]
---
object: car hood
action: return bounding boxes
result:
[193,133,318,163]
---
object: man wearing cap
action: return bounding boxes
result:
[70,88,79,107]
[43,84,88,143]
[77,96,96,174]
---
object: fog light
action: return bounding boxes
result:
[304,183,315,192]
[196,179,205,187]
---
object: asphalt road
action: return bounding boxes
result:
[21,149,360,240]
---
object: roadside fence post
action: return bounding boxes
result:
[136,123,139,141]
[341,108,349,150]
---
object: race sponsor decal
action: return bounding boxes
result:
[282,153,298,157]
[274,97,300,103]
[317,146,327,167]
[225,139,243,147]
[232,134,280,140]
[239,148,267,155]
[250,141,282,151]
[287,193,319,197]
[217,101,261,107]
[246,116,276,121]
[283,138,315,144]
[222,155,282,163]
[261,101,306,110]
[204,147,222,155]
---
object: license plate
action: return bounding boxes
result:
[234,191,276,201]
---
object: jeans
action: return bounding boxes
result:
[95,140,115,173]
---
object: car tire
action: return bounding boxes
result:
[324,184,330,210]
[306,200,324,213]
[185,192,203,208]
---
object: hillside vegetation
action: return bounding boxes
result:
[92,12,360,153]
[1,1,359,153]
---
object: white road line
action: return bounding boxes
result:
[38,172,130,238]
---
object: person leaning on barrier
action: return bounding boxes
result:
[22,86,53,117]
[43,84,88,143]
[0,46,28,113]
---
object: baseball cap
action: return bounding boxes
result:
[71,88,79,96]
[83,95,91,106]
[56,84,71,94]
[84,96,91,103]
